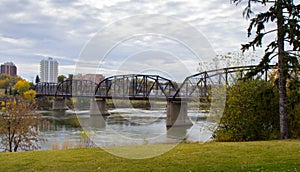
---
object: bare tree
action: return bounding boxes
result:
[0,96,46,152]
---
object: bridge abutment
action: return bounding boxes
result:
[90,98,110,116]
[52,98,67,110]
[166,100,193,128]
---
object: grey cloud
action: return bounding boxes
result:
[0,0,267,80]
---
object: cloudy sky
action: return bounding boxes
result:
[0,0,277,81]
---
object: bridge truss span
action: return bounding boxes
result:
[35,80,97,98]
[36,82,59,97]
[94,74,178,100]
[173,65,277,100]
[56,79,98,97]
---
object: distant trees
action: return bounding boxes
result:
[68,74,73,80]
[0,96,46,152]
[0,74,21,89]
[58,75,67,83]
[0,80,9,90]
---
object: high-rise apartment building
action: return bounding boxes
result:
[40,57,58,83]
[1,62,17,76]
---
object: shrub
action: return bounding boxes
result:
[214,79,280,141]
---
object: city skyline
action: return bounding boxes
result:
[1,1,294,81]
[0,58,107,82]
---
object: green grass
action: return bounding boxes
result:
[0,140,300,171]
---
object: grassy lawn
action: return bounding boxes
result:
[0,140,299,171]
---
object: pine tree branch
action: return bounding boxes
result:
[286,51,300,57]
[263,29,277,35]
[269,53,279,61]
[252,0,276,3]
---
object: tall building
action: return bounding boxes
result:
[40,57,58,83]
[1,62,17,76]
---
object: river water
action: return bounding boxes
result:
[40,108,217,150]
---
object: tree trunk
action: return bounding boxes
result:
[13,144,18,152]
[277,0,289,139]
[8,125,12,152]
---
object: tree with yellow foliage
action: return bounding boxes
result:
[13,80,30,95]
[23,90,37,103]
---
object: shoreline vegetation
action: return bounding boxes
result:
[0,140,299,171]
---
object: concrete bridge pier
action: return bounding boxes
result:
[52,98,67,110]
[166,100,193,128]
[90,98,110,116]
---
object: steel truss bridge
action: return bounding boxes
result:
[35,65,277,101]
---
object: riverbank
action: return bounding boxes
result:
[0,140,299,171]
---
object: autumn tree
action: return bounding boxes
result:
[0,79,9,89]
[14,80,30,95]
[0,96,46,152]
[0,74,21,89]
[232,0,300,139]
[23,89,37,103]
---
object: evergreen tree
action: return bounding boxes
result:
[35,75,40,84]
[232,0,300,139]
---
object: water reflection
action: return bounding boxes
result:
[167,126,191,140]
[80,115,106,129]
[40,109,215,150]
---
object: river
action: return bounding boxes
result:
[40,108,217,150]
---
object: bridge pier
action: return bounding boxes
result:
[90,98,110,116]
[52,98,67,110]
[166,100,193,128]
